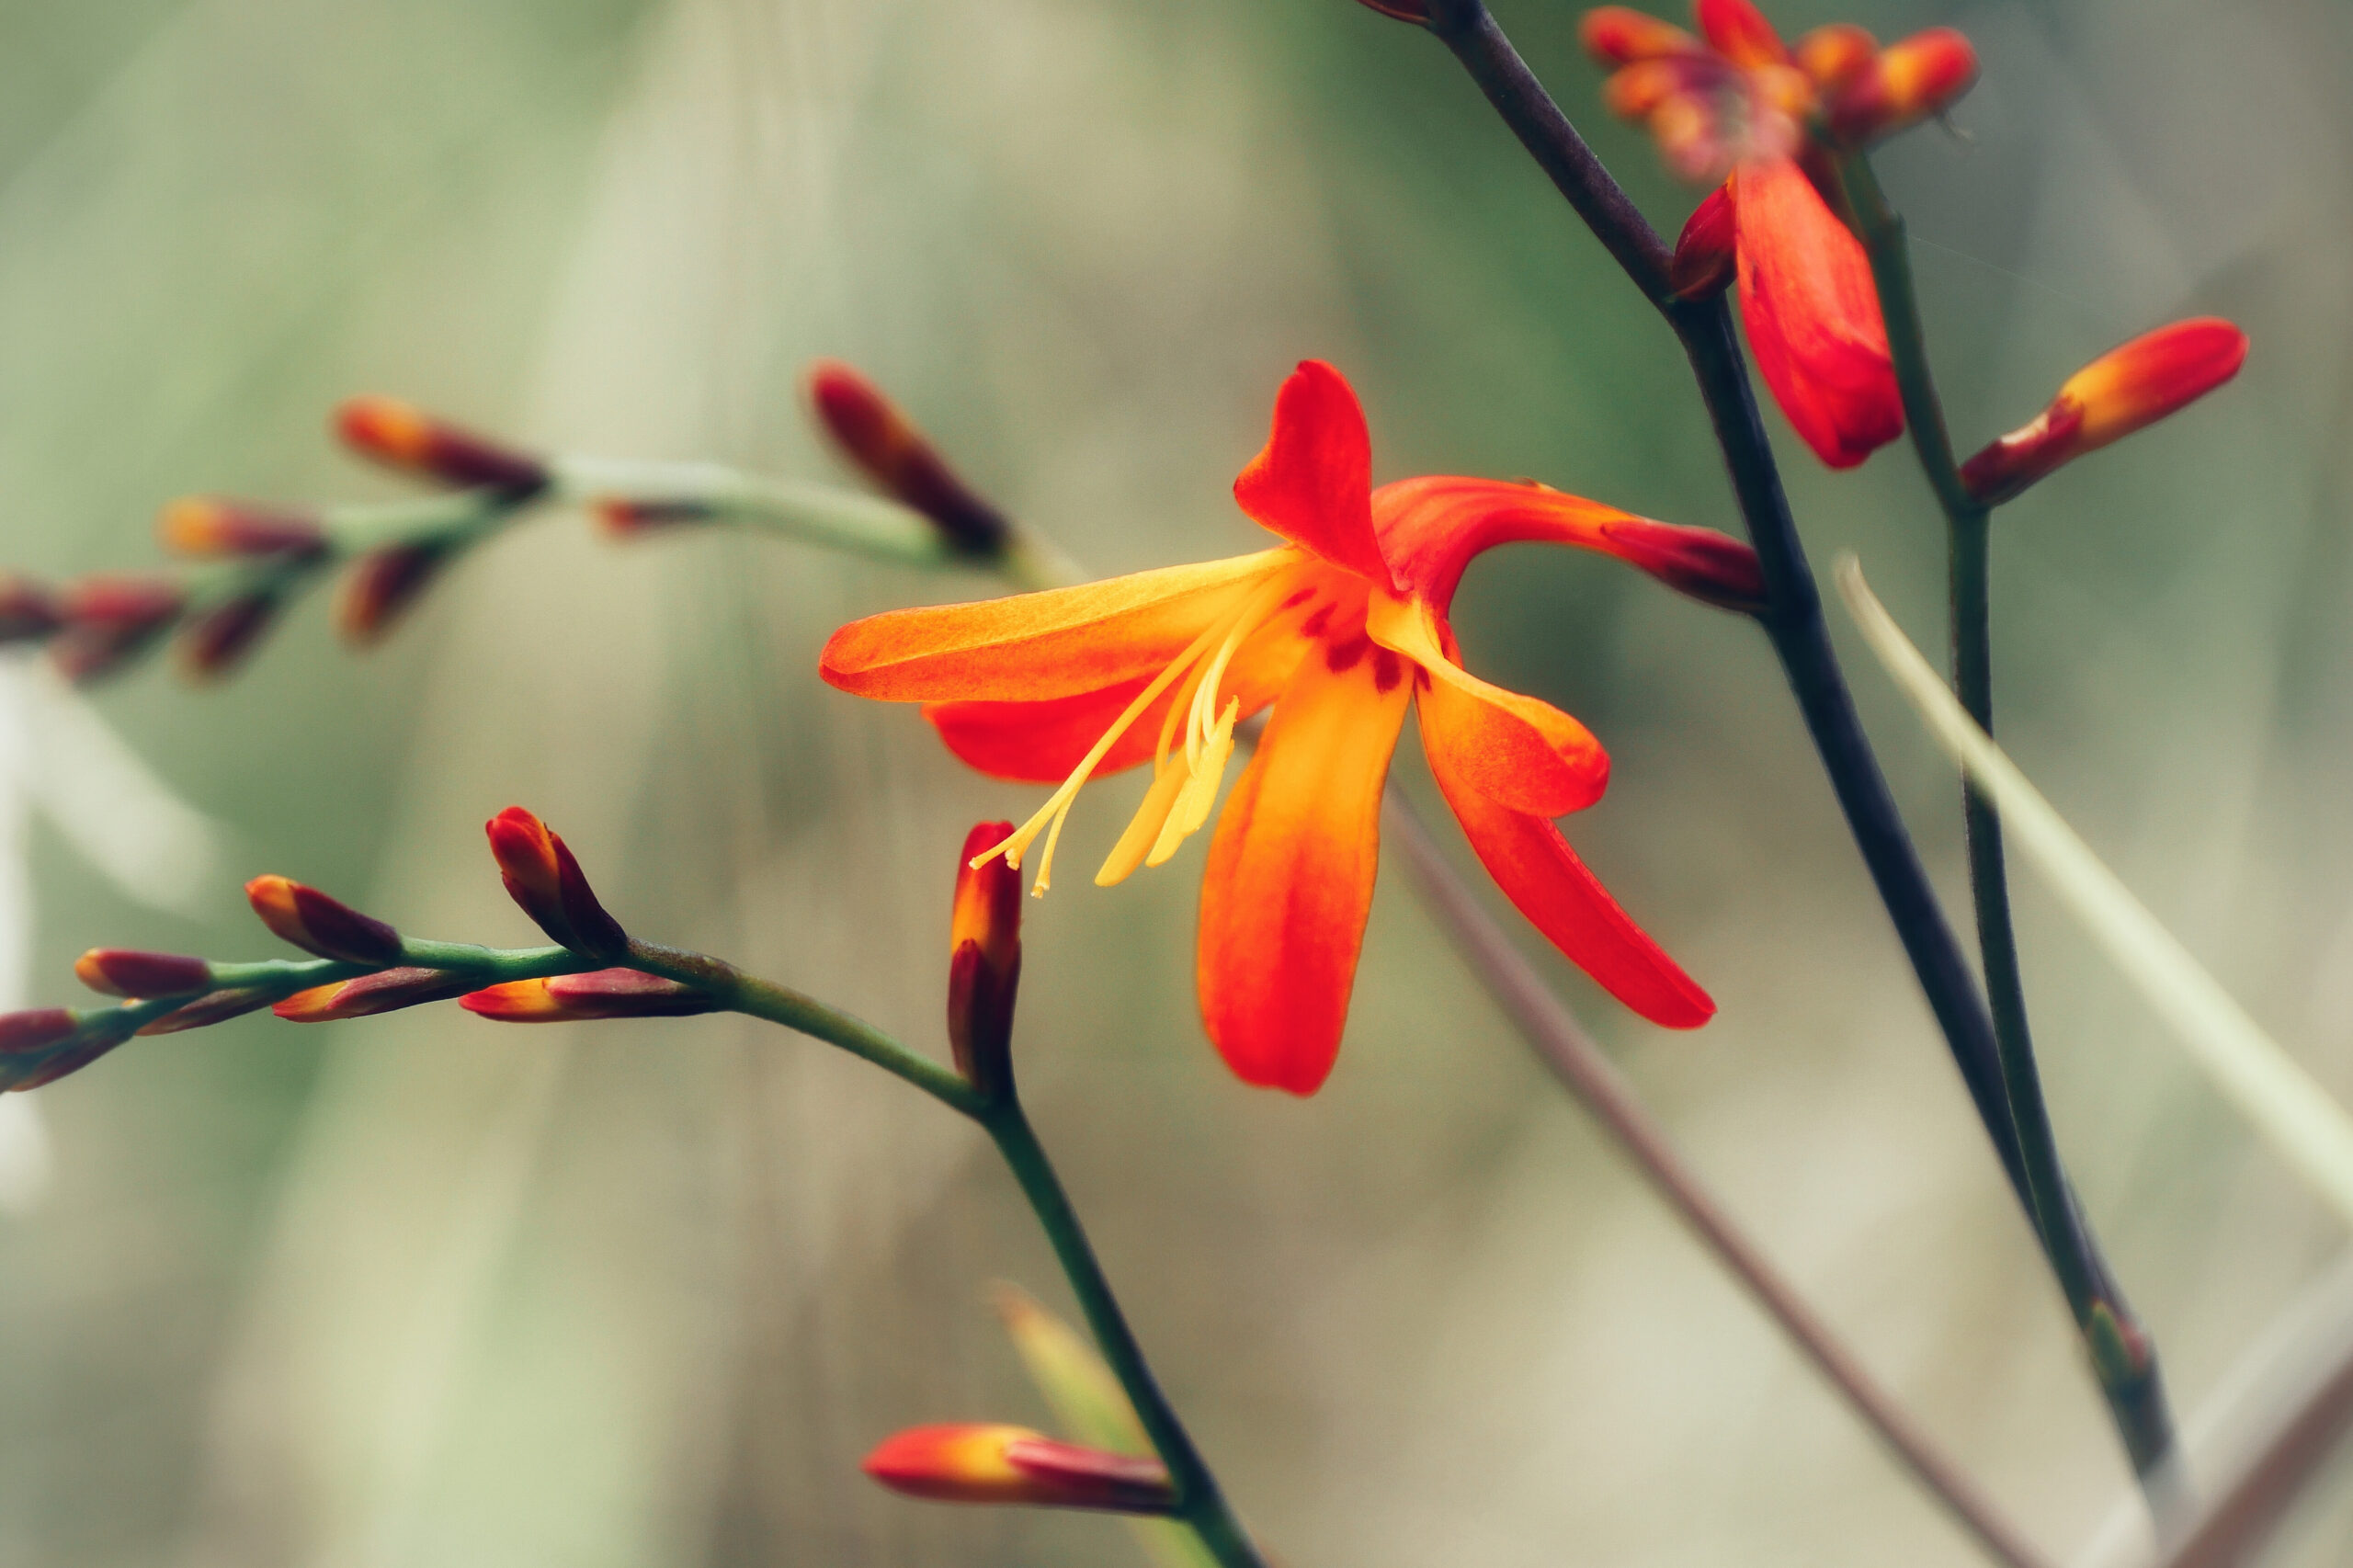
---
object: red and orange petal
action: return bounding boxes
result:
[1198,642,1415,1095]
[274,967,475,1022]
[244,874,405,964]
[1827,28,1977,144]
[1696,0,1787,69]
[1423,725,1713,1028]
[951,821,1023,973]
[1580,6,1699,65]
[1793,23,1877,95]
[1376,475,1662,611]
[806,360,1009,555]
[335,396,548,495]
[861,1425,1176,1514]
[1233,360,1392,585]
[460,970,713,1022]
[74,949,212,999]
[1733,157,1902,469]
[822,552,1283,705]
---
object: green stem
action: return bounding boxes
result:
[1837,151,2180,1491]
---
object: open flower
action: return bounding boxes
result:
[1585,0,1977,470]
[824,362,1722,1095]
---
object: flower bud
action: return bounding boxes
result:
[1961,318,2248,506]
[0,576,62,643]
[50,576,185,682]
[1695,0,1787,69]
[806,361,1012,557]
[1597,517,1768,613]
[335,396,550,497]
[592,498,713,536]
[484,807,628,962]
[5,1038,119,1092]
[460,969,717,1022]
[74,949,213,1000]
[1794,23,1877,95]
[335,541,449,645]
[1580,6,1696,64]
[949,821,1023,1101]
[1668,183,1735,301]
[176,591,283,680]
[1825,28,1978,145]
[862,1425,1177,1515]
[0,1009,78,1055]
[274,967,476,1023]
[157,499,327,560]
[137,987,275,1036]
[244,875,405,964]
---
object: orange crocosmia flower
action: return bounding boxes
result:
[823,361,1718,1096]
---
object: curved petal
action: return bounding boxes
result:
[1697,0,1788,67]
[1425,731,1714,1029]
[821,551,1284,702]
[924,627,1309,782]
[1232,361,1391,585]
[1733,157,1902,470]
[1367,592,1608,818]
[1374,475,1654,613]
[1198,641,1413,1095]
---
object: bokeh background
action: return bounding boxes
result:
[0,0,2345,1563]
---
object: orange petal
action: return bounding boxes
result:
[1368,593,1608,819]
[1733,157,1902,470]
[821,551,1284,703]
[1197,642,1413,1095]
[1696,0,1787,67]
[1581,6,1699,65]
[1425,732,1713,1028]
[1374,476,1648,611]
[1232,361,1392,585]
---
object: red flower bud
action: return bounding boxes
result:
[1669,183,1736,301]
[335,541,449,645]
[592,498,713,536]
[1825,28,1978,145]
[74,949,213,1000]
[177,591,283,680]
[0,575,62,643]
[948,822,1023,1099]
[1961,319,2248,506]
[460,969,717,1022]
[50,575,187,682]
[274,967,476,1023]
[1597,517,1768,613]
[5,1038,119,1092]
[157,499,327,560]
[1696,0,1787,69]
[244,875,405,964]
[137,987,275,1036]
[806,361,1011,556]
[484,807,628,962]
[335,396,549,496]
[1794,23,1878,95]
[0,1009,78,1055]
[1580,6,1696,65]
[862,1425,1177,1515]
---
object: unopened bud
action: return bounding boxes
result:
[138,987,275,1036]
[1794,23,1877,95]
[335,396,550,497]
[177,591,283,680]
[5,1038,119,1092]
[157,499,327,560]
[460,969,717,1022]
[862,1425,1177,1515]
[1598,517,1768,613]
[592,498,714,537]
[1579,6,1696,64]
[244,874,405,964]
[50,576,187,682]
[0,1009,78,1055]
[274,966,476,1023]
[1695,0,1787,69]
[1825,28,1978,144]
[1669,183,1736,301]
[74,949,213,1000]
[1961,318,2248,506]
[484,807,628,962]
[806,361,1012,557]
[948,821,1023,1100]
[0,576,62,643]
[335,541,449,645]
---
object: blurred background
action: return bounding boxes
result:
[0,0,2344,1562]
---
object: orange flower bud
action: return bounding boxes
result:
[1579,6,1694,64]
[862,1425,1177,1515]
[484,807,629,962]
[157,498,326,560]
[335,541,449,645]
[335,396,549,496]
[806,361,1011,557]
[74,949,213,1000]
[274,967,476,1023]
[244,875,405,964]
[1696,0,1786,69]
[1794,23,1877,95]
[460,969,717,1022]
[1597,517,1768,613]
[0,575,62,643]
[176,591,283,680]
[1669,183,1736,301]
[1825,27,1978,144]
[1961,318,2248,506]
[137,987,274,1036]
[592,498,713,537]
[50,575,187,682]
[0,1009,78,1055]
[948,821,1023,1100]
